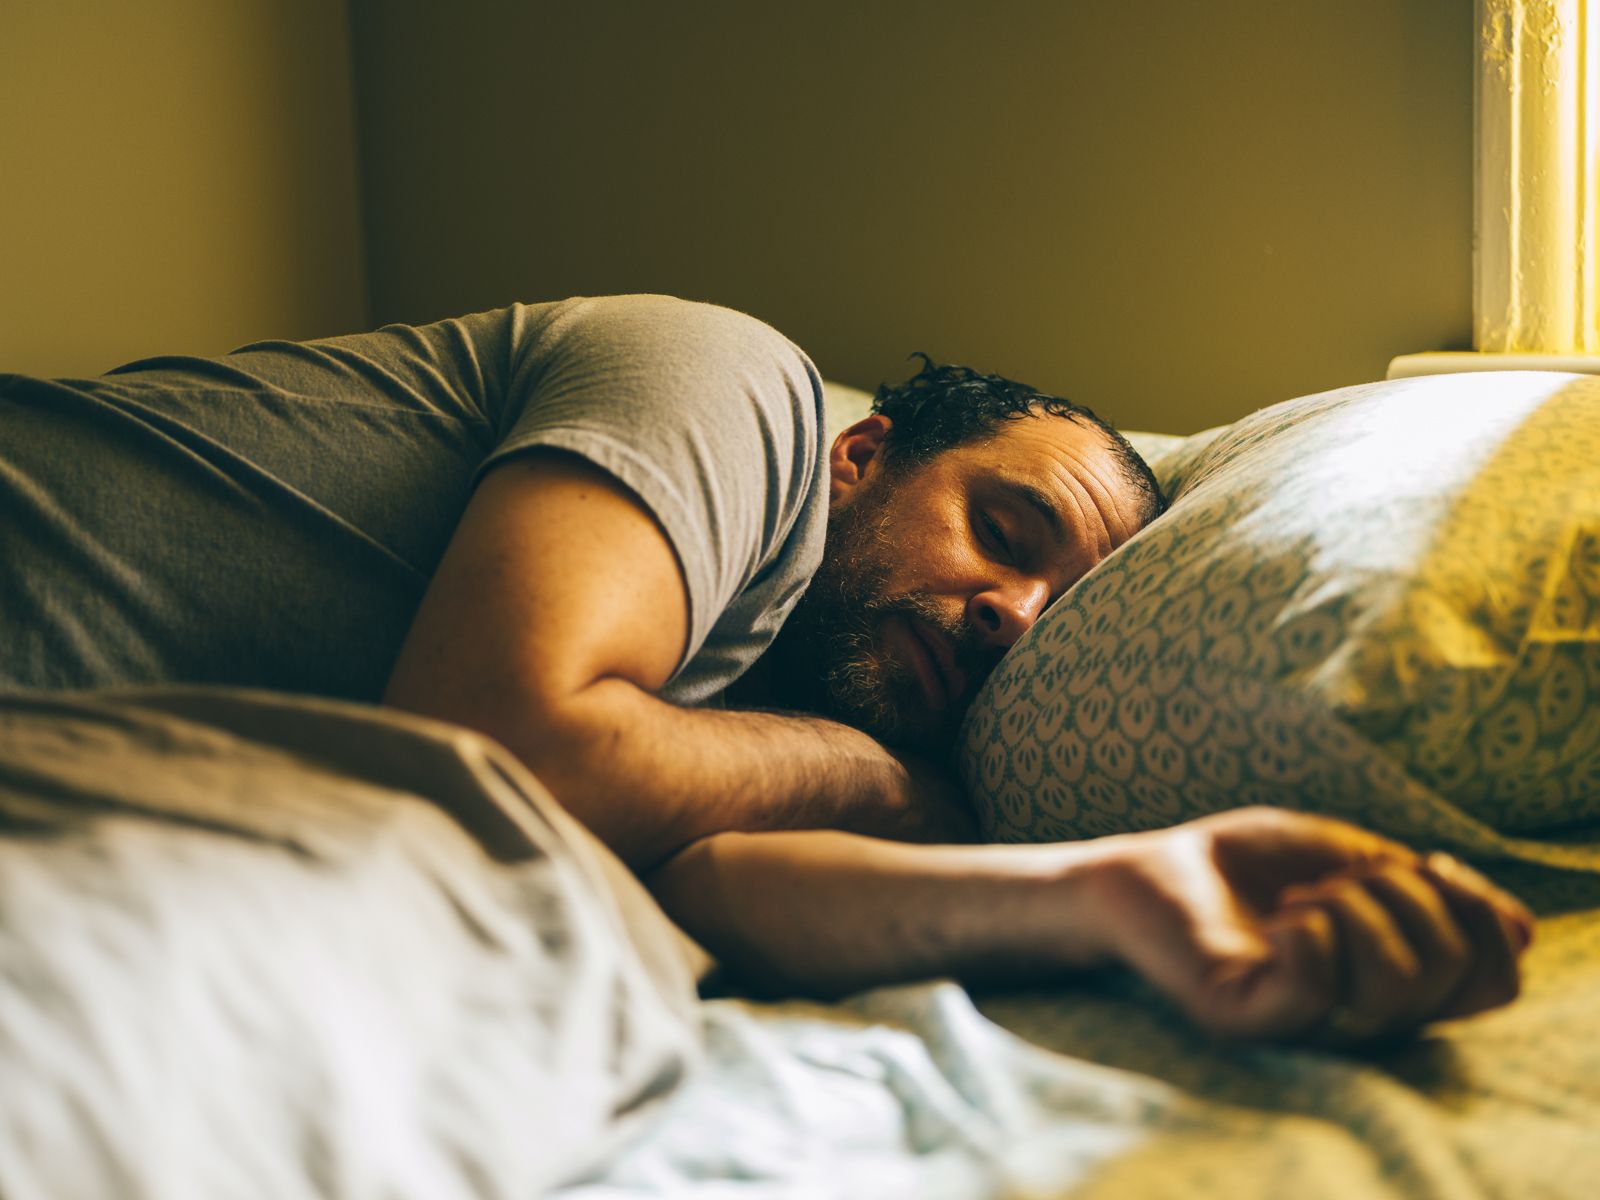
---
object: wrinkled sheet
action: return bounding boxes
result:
[564,870,1600,1198]
[0,688,702,1199]
[4,688,1599,1198]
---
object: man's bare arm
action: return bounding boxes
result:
[645,808,1534,1043]
[385,450,969,870]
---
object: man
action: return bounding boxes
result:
[0,294,1531,1043]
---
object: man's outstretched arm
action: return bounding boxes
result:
[384,449,971,871]
[645,808,1533,1044]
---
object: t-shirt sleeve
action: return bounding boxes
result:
[476,295,827,694]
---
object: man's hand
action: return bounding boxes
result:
[1079,807,1534,1043]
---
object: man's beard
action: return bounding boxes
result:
[770,479,992,753]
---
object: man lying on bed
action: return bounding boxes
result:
[0,295,1531,1045]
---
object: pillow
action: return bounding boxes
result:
[958,372,1600,870]
[821,380,876,442]
[1119,428,1195,467]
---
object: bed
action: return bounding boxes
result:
[3,371,1598,1197]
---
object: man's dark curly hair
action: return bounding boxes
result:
[870,354,1167,524]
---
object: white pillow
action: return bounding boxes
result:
[821,380,875,443]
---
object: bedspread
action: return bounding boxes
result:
[2,688,1597,1198]
[0,688,701,1199]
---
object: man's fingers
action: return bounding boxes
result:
[1358,864,1473,1023]
[1425,853,1535,952]
[1280,876,1422,1037]
[1422,855,1527,1019]
[1203,807,1420,908]
[1291,859,1528,1038]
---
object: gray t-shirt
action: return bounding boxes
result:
[0,295,828,706]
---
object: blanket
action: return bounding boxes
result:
[0,688,701,1198]
[3,688,1597,1197]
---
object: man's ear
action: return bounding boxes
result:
[828,414,892,504]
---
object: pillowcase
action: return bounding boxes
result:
[958,372,1600,870]
[821,380,876,442]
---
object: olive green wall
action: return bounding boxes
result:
[1,0,367,378]
[4,2,1470,432]
[348,0,1471,433]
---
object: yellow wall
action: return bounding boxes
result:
[0,0,367,378]
[3,2,1470,433]
[349,0,1472,433]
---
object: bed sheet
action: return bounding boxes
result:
[561,870,1600,1198]
[3,687,1596,1198]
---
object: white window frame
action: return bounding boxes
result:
[1476,0,1598,352]
[1391,0,1600,376]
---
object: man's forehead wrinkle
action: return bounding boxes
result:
[974,418,1139,559]
[1052,464,1111,561]
[1040,453,1116,557]
[1051,436,1141,548]
[983,453,1106,565]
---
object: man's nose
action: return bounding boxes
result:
[966,578,1051,650]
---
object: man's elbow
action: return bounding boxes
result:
[391,674,691,871]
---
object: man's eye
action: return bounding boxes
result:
[980,513,1012,559]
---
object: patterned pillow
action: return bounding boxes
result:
[959,373,1600,870]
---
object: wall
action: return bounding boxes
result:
[347,0,1472,434]
[0,0,368,378]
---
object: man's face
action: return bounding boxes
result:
[785,413,1145,752]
